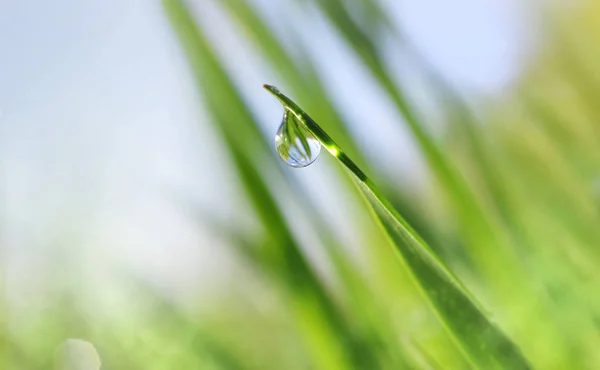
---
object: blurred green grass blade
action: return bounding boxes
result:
[0,295,6,370]
[266,85,531,369]
[414,51,517,225]
[161,0,268,157]
[407,337,445,370]
[306,1,498,213]
[309,0,514,259]
[233,152,395,369]
[217,0,437,339]
[309,0,436,154]
[186,170,414,368]
[183,192,414,368]
[127,280,252,370]
[552,32,600,141]
[408,26,600,366]
[162,1,392,368]
[215,1,451,327]
[318,1,543,308]
[161,0,307,266]
[228,111,386,370]
[179,163,417,368]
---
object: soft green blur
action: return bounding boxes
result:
[4,0,600,368]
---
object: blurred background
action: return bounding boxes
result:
[2,0,600,368]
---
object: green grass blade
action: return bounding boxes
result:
[162,2,397,368]
[265,84,531,369]
[307,0,528,288]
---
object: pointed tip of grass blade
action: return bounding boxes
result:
[263,84,289,108]
[263,84,279,93]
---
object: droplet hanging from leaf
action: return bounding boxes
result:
[275,109,321,168]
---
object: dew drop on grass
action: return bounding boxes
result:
[275,110,321,168]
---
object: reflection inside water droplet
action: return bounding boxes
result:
[275,110,321,168]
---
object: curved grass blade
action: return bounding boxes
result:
[162,1,403,368]
[264,84,531,369]
[305,0,531,294]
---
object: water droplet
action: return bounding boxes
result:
[275,110,321,168]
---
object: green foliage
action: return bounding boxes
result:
[7,0,600,368]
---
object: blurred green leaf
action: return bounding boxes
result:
[162,1,408,368]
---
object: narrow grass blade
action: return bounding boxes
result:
[307,0,529,290]
[265,85,531,369]
[162,1,394,368]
